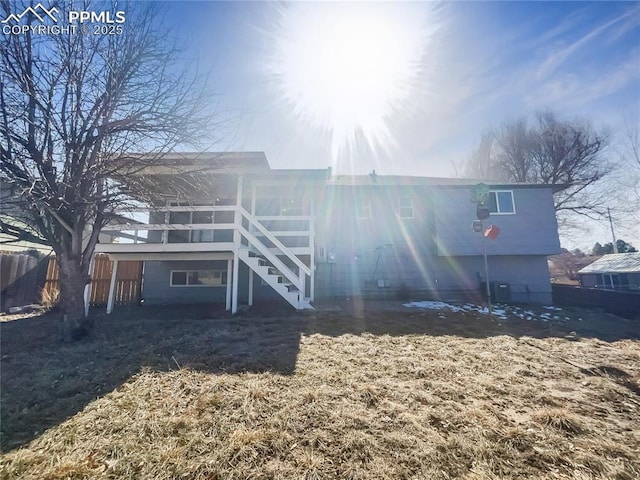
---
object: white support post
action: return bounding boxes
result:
[231,255,239,314]
[248,182,255,307]
[83,255,95,318]
[250,184,256,234]
[162,207,169,244]
[225,258,232,311]
[106,259,119,314]
[309,199,315,302]
[231,175,243,314]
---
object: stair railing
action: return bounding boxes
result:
[237,225,302,292]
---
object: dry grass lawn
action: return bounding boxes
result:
[1,302,639,479]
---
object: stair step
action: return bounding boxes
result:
[238,244,311,310]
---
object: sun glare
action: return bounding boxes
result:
[269,3,434,164]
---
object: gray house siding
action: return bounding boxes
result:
[579,274,598,288]
[142,260,231,305]
[433,186,561,256]
[316,185,435,261]
[432,255,553,304]
[314,184,435,298]
[314,250,438,298]
[142,260,300,305]
[314,253,552,304]
[311,184,558,304]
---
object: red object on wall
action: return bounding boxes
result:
[484,224,500,240]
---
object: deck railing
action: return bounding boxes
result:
[101,205,314,250]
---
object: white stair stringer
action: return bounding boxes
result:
[239,249,313,310]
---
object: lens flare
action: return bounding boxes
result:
[268,2,435,168]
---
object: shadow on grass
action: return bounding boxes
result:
[1,299,638,452]
[0,303,303,452]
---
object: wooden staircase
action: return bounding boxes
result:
[238,207,313,310]
[238,250,312,310]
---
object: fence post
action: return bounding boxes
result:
[106,260,119,314]
[83,255,95,318]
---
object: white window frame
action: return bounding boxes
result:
[356,199,371,220]
[397,195,414,219]
[488,190,516,215]
[170,269,227,287]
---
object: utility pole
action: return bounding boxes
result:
[480,219,492,317]
[608,207,618,254]
[471,183,493,317]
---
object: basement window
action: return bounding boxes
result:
[170,270,227,287]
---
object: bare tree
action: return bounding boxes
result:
[464,111,612,230]
[548,251,595,283]
[0,1,214,339]
[616,120,640,224]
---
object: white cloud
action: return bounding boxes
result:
[535,6,640,81]
[524,49,640,110]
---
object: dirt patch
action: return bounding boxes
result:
[1,304,639,479]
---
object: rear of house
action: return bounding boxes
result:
[314,175,560,304]
[95,152,562,311]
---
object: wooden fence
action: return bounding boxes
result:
[44,255,143,306]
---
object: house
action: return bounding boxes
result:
[94,152,562,313]
[577,253,640,290]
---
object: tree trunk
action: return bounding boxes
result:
[57,255,91,342]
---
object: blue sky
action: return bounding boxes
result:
[164,1,639,174]
[164,1,639,247]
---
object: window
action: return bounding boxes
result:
[170,270,227,287]
[356,198,371,219]
[487,190,515,214]
[599,273,628,290]
[398,195,414,218]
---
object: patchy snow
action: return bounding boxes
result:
[403,301,463,312]
[404,300,570,323]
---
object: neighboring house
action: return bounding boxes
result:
[577,253,640,291]
[95,152,563,313]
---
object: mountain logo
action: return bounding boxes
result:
[2,3,59,24]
